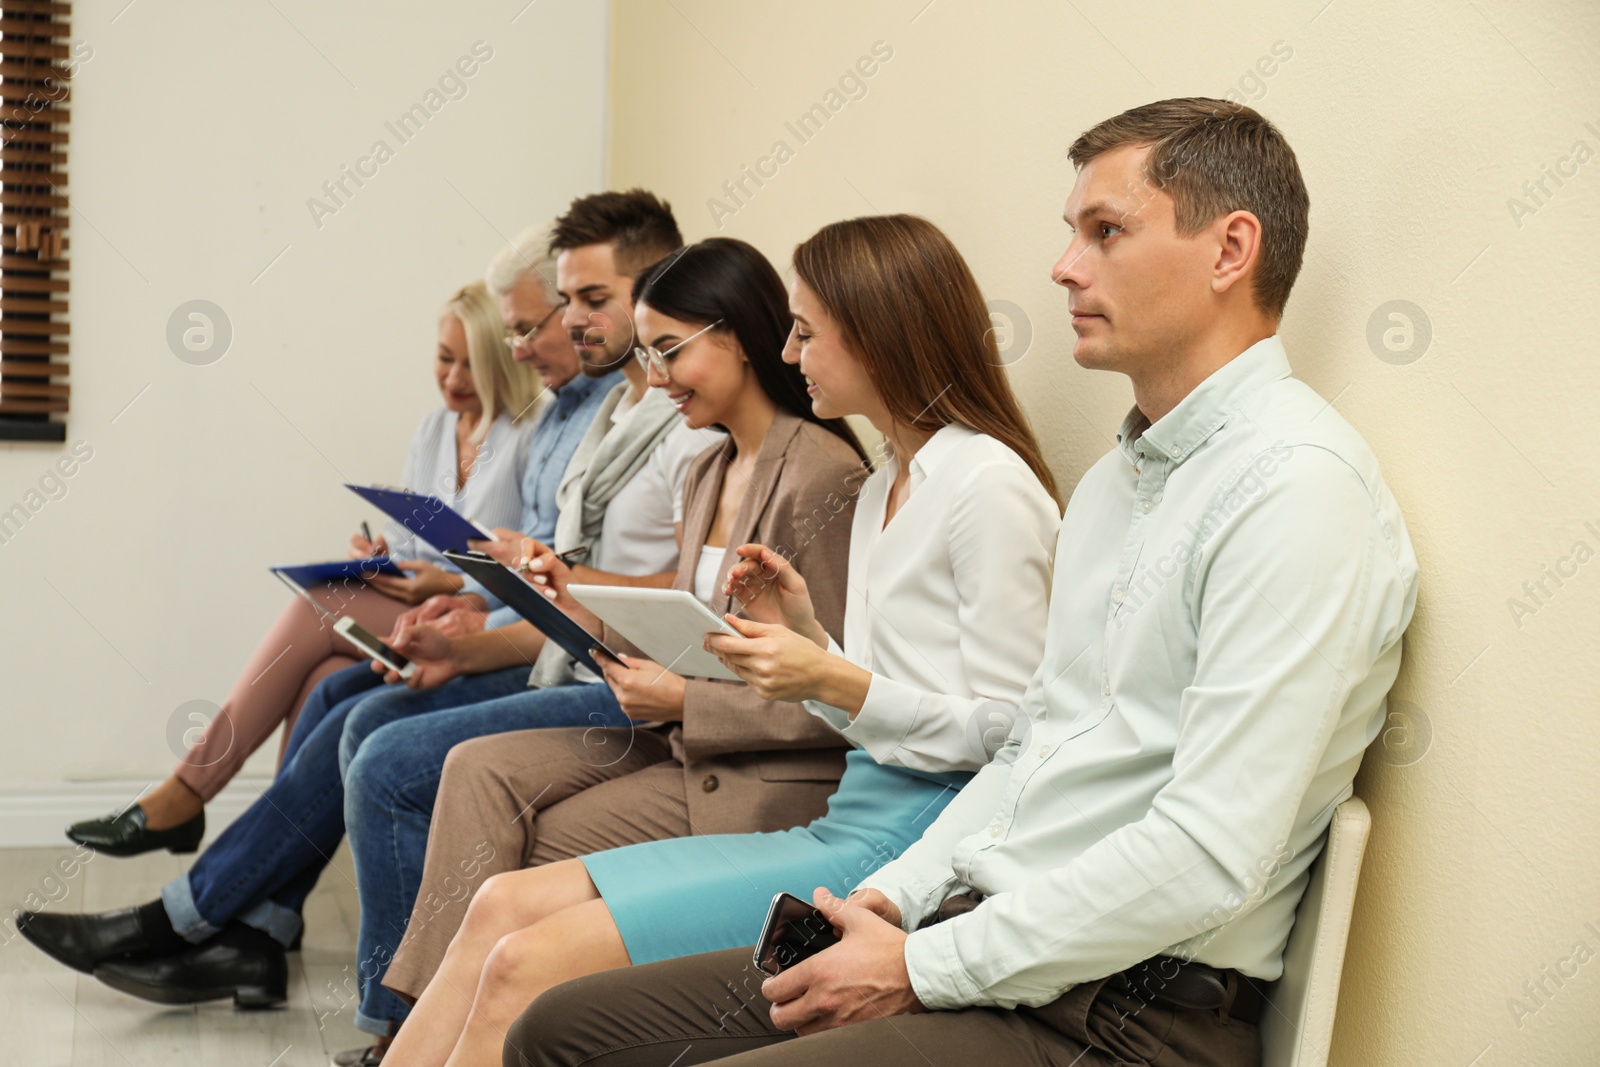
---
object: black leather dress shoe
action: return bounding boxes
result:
[16,907,160,974]
[94,923,288,1008]
[67,805,204,857]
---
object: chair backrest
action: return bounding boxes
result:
[1259,795,1372,1067]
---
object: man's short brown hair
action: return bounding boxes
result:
[549,189,683,277]
[1068,97,1309,318]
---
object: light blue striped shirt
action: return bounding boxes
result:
[465,370,624,616]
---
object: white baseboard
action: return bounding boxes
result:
[0,779,271,849]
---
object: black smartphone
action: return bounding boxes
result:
[752,892,842,976]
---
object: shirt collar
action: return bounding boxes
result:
[1115,335,1291,468]
[898,421,978,493]
[551,369,617,415]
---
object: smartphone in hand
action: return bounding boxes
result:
[753,892,841,976]
[334,616,415,680]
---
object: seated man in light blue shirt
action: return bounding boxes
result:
[507,98,1418,1067]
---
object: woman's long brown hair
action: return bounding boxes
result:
[792,214,1060,506]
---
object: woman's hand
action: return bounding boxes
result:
[348,531,390,560]
[706,615,870,711]
[595,653,687,722]
[468,528,534,569]
[373,623,462,690]
[724,544,827,648]
[365,559,466,605]
[392,594,488,639]
[519,541,603,634]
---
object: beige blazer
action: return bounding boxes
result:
[602,409,866,835]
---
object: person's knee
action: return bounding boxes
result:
[339,695,402,774]
[481,928,541,997]
[341,743,384,827]
[438,735,496,792]
[463,871,515,931]
[503,975,595,1067]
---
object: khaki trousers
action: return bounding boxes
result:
[504,946,1261,1067]
[381,726,689,1002]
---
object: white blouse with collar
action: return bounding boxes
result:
[384,407,538,566]
[805,422,1061,773]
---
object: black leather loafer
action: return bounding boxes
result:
[67,805,205,857]
[93,923,287,1008]
[16,907,161,974]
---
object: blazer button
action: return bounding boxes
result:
[702,774,719,793]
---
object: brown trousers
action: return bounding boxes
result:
[381,726,689,1002]
[504,946,1261,1067]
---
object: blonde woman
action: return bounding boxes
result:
[65,281,544,858]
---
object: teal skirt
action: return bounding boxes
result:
[581,748,967,965]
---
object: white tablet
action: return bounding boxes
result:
[566,585,743,682]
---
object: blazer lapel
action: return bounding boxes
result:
[675,441,726,594]
[704,411,802,615]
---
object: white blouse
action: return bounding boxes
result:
[806,423,1061,774]
[693,543,727,603]
[385,407,539,566]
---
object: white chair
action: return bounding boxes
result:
[1259,796,1372,1067]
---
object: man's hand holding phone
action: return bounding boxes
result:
[759,887,923,1036]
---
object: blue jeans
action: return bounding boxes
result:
[160,663,532,946]
[342,680,630,1036]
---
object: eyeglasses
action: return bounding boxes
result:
[505,301,567,350]
[633,319,724,376]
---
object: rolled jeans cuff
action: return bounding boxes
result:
[160,875,302,949]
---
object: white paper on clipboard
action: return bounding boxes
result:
[565,585,744,682]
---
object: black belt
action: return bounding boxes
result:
[1115,956,1266,1025]
[919,891,1266,1025]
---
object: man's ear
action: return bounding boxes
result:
[1211,209,1263,299]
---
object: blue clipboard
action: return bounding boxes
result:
[346,484,499,556]
[443,551,623,676]
[271,558,404,588]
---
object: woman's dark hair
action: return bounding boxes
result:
[632,238,865,460]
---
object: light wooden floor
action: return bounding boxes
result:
[1,843,370,1067]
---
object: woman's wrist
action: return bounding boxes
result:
[805,618,831,650]
[813,653,870,717]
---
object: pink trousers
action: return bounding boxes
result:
[173,584,409,801]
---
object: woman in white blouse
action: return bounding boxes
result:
[384,215,1064,1067]
[66,281,543,855]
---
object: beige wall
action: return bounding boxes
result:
[0,3,608,788]
[608,1,1598,1062]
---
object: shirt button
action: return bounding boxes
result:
[1140,500,1152,513]
[701,775,719,793]
[1102,681,1111,696]
[1169,446,1182,458]
[1037,744,1051,758]
[988,824,1003,838]
[1113,587,1125,604]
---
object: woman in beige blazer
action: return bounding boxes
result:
[375,238,868,1051]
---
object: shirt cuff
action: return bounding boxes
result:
[461,577,505,613]
[486,605,521,630]
[801,698,852,734]
[903,921,984,1011]
[856,870,954,934]
[837,673,920,762]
